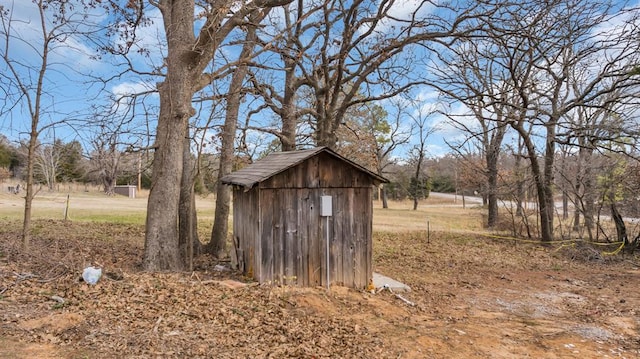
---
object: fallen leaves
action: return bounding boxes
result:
[0,219,639,358]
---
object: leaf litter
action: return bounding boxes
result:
[0,219,639,358]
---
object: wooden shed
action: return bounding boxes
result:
[221,147,387,289]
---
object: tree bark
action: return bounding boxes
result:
[144,81,190,271]
[22,133,37,250]
[179,127,201,270]
[144,0,290,270]
[485,127,506,228]
[513,123,554,242]
[208,21,259,259]
[610,202,627,244]
[144,0,195,271]
[381,185,389,209]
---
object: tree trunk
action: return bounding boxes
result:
[514,150,524,217]
[541,122,557,241]
[486,166,498,227]
[572,182,581,232]
[381,185,389,209]
[208,25,257,258]
[610,202,627,244]
[144,0,199,271]
[485,128,505,228]
[144,79,189,271]
[280,56,298,151]
[582,149,595,240]
[22,133,38,250]
[179,130,200,270]
[515,124,554,242]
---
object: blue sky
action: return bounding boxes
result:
[0,0,458,160]
[1,0,637,161]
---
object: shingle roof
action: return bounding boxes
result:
[220,146,388,188]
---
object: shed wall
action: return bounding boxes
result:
[232,151,377,289]
[257,187,372,288]
[232,188,260,278]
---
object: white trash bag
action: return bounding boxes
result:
[82,266,102,285]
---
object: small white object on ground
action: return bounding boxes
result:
[213,264,229,272]
[82,266,102,285]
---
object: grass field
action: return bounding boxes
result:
[0,183,484,233]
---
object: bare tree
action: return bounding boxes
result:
[89,130,121,195]
[335,100,409,208]
[407,100,438,210]
[435,0,640,241]
[137,0,292,271]
[207,12,265,259]
[430,37,513,227]
[246,0,486,151]
[0,0,101,249]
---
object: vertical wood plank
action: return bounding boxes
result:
[308,191,321,286]
[344,188,356,288]
[297,189,307,286]
[331,189,343,286]
[260,189,275,283]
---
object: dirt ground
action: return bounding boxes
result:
[0,219,638,358]
[0,189,639,358]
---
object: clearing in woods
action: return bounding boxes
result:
[0,189,638,358]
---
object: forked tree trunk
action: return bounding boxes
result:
[514,124,554,242]
[610,202,627,244]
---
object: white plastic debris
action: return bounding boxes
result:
[82,266,102,285]
[213,264,229,272]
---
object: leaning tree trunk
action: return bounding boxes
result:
[515,124,554,242]
[208,24,257,258]
[610,202,627,244]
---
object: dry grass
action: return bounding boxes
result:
[0,184,486,233]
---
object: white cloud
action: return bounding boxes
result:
[110,80,156,115]
[111,81,155,97]
[359,0,436,36]
[1,0,104,71]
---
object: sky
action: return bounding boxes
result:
[1,0,637,162]
[0,0,462,160]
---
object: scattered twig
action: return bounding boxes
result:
[153,316,163,334]
[191,272,201,283]
[394,294,415,307]
[13,272,37,281]
[50,295,65,304]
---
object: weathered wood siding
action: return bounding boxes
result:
[232,187,260,278]
[234,151,375,289]
[256,187,372,288]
